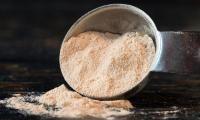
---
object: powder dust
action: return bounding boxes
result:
[0,31,155,119]
[60,31,155,98]
[0,84,133,119]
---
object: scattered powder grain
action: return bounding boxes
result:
[0,31,155,119]
[60,31,155,98]
[0,84,133,119]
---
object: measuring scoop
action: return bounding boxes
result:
[59,4,200,100]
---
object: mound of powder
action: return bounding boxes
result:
[60,31,155,98]
[0,84,133,119]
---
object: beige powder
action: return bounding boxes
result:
[0,31,155,119]
[0,84,133,119]
[60,31,155,98]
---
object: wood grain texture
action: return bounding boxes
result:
[0,63,200,119]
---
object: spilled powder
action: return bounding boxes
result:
[0,84,133,119]
[1,31,155,119]
[60,31,155,98]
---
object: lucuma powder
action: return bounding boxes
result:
[60,31,155,98]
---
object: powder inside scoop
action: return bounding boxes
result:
[60,31,155,98]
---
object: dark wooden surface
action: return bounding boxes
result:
[0,62,200,120]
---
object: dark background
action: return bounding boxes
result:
[1,0,200,63]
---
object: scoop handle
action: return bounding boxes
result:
[153,31,200,74]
